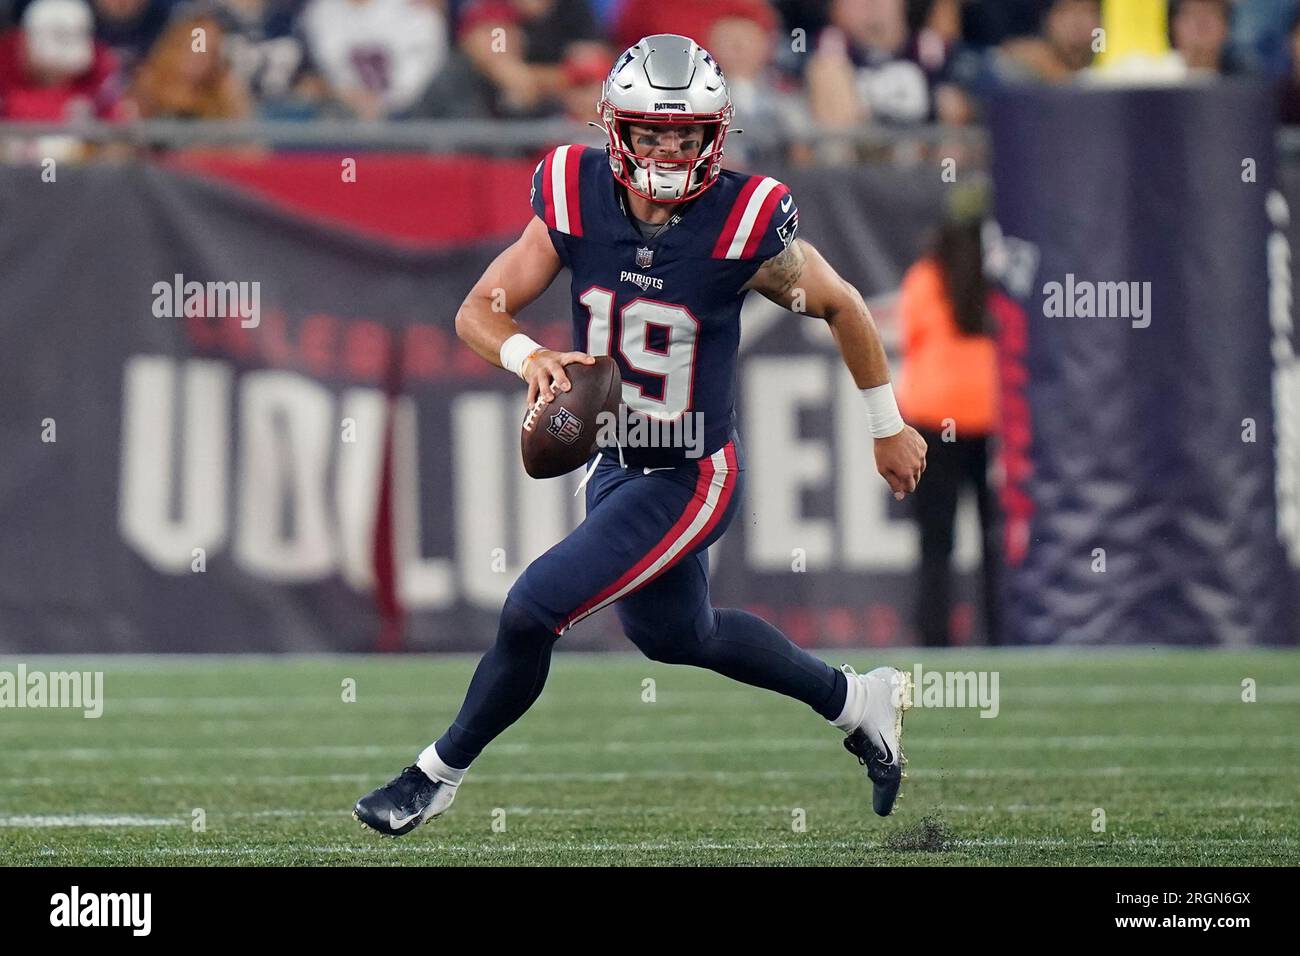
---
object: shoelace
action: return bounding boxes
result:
[385,766,431,796]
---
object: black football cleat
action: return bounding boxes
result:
[353,765,457,837]
[840,665,912,816]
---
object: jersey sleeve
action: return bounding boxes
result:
[753,183,798,263]
[711,177,798,265]
[529,154,549,222]
[529,147,575,265]
[529,144,586,236]
[530,145,590,266]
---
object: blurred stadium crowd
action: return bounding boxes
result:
[1,0,1299,139]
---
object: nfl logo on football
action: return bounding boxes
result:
[547,407,584,444]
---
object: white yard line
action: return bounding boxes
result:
[0,764,1296,789]
[0,814,183,827]
[1,685,1296,717]
[2,735,1296,761]
[16,836,1297,859]
[2,796,1290,829]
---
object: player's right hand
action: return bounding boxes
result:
[874,424,927,500]
[524,349,597,408]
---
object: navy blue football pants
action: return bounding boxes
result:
[434,438,847,769]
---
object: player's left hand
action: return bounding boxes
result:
[874,425,927,500]
[524,349,596,410]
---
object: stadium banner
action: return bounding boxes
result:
[989,81,1299,645]
[0,157,957,653]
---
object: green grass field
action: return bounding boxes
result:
[1,649,1297,866]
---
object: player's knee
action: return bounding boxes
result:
[632,633,696,665]
[620,616,704,665]
[497,590,556,650]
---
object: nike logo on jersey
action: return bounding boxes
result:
[781,195,793,213]
[389,809,421,830]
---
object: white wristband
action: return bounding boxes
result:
[861,383,905,438]
[500,333,543,379]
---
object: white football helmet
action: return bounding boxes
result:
[599,34,734,204]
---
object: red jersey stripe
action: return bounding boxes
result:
[712,176,761,259]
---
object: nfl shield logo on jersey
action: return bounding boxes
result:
[547,407,584,444]
[636,246,654,269]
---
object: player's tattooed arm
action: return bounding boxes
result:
[748,237,892,393]
[746,239,807,301]
[750,238,927,496]
[746,238,860,323]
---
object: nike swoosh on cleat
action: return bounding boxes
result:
[388,810,420,830]
[876,734,894,767]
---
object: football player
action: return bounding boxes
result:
[354,34,928,836]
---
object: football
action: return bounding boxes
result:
[521,356,622,478]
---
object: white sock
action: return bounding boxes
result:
[417,742,467,786]
[830,671,868,733]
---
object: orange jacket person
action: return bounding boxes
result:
[897,218,999,646]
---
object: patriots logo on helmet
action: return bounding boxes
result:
[547,407,584,444]
[701,51,726,83]
[609,48,635,78]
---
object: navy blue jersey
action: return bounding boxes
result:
[530,144,799,467]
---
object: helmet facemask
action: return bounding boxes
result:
[601,107,732,204]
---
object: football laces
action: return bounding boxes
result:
[522,396,546,432]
